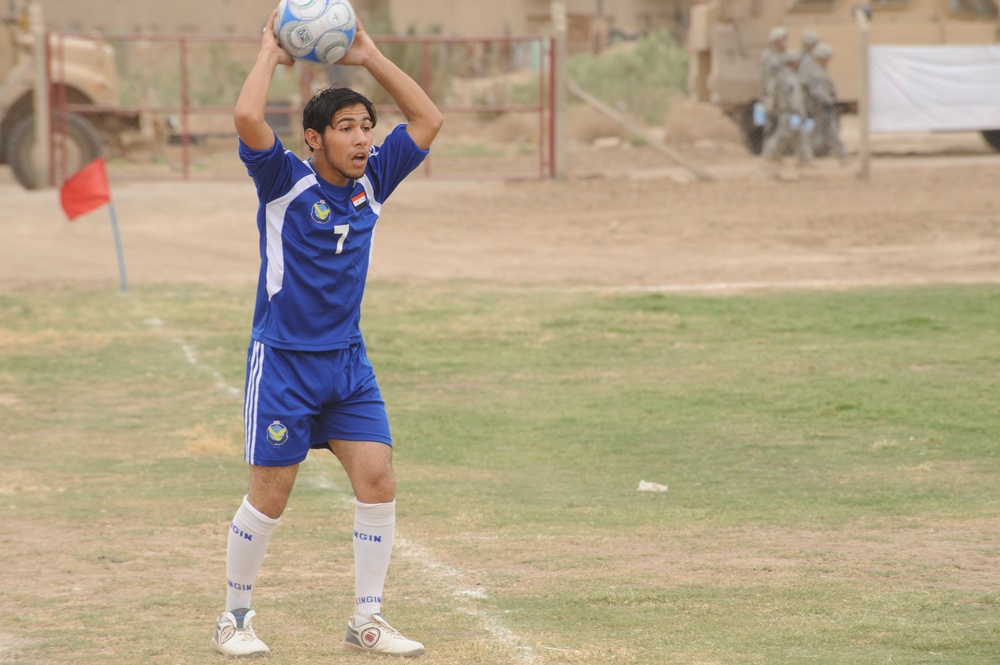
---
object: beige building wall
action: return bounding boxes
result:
[20,0,279,34]
[23,0,693,46]
[388,0,695,48]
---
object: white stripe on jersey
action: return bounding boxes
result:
[359,175,381,266]
[244,341,266,464]
[264,165,318,300]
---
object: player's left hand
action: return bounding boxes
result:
[335,17,376,66]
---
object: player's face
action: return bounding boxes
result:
[314,103,373,185]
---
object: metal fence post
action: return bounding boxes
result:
[550,1,567,181]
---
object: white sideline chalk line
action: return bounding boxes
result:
[570,275,1000,295]
[175,335,241,397]
[324,490,535,662]
[600,277,998,293]
[391,535,536,663]
[141,312,241,398]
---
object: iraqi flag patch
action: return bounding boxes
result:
[351,190,369,212]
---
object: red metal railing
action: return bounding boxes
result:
[47,31,555,183]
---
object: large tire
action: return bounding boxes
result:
[982,130,1000,152]
[6,112,104,190]
[736,104,765,155]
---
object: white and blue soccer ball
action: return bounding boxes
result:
[274,0,357,65]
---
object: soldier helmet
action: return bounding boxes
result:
[769,26,789,44]
[801,30,820,48]
[814,42,834,60]
[782,49,803,65]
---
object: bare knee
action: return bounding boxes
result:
[346,458,395,503]
[330,440,396,504]
[359,469,396,503]
[247,463,299,519]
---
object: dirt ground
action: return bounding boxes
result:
[1,113,998,294]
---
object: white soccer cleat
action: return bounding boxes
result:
[212,608,271,658]
[344,613,425,658]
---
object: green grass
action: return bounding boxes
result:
[1,283,999,664]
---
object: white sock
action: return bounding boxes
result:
[225,495,280,612]
[353,499,395,621]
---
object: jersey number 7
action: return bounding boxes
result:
[333,224,349,254]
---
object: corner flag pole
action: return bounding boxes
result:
[107,202,128,294]
[59,156,128,293]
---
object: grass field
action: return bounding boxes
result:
[1,282,999,664]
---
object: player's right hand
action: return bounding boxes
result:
[263,8,295,67]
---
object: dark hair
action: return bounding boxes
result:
[302,86,377,151]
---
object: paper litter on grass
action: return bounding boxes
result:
[637,480,668,492]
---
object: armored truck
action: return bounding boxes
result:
[0,2,134,188]
[687,0,1000,153]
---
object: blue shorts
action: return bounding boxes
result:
[243,339,392,466]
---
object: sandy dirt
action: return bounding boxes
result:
[1,123,998,294]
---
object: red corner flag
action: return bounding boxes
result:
[60,157,110,221]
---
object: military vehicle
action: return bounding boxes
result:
[0,2,136,188]
[687,0,1000,154]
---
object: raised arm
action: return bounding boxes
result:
[337,19,444,150]
[234,9,295,150]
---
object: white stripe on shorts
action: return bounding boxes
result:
[244,341,266,464]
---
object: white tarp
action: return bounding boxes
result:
[869,45,1000,133]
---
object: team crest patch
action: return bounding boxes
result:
[266,421,288,446]
[351,191,368,212]
[361,627,380,647]
[311,200,332,225]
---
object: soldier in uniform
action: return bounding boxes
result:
[797,30,821,87]
[807,42,847,163]
[761,49,813,176]
[757,26,788,142]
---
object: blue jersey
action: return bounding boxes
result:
[239,125,427,351]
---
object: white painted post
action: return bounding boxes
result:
[854,5,871,182]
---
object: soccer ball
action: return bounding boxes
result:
[274,0,357,65]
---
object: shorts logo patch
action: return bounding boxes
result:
[361,627,380,647]
[311,200,332,225]
[266,421,288,446]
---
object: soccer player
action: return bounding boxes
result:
[211,8,443,658]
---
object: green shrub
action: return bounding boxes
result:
[568,29,688,125]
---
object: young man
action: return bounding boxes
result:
[797,29,821,86]
[211,8,443,659]
[761,49,814,178]
[806,42,847,164]
[757,26,788,142]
